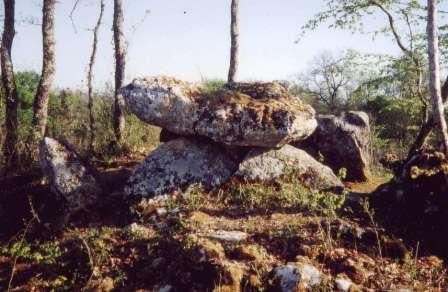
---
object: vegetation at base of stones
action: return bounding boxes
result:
[1,169,447,291]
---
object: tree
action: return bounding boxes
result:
[301,0,448,156]
[113,0,126,143]
[227,0,239,83]
[426,0,448,153]
[86,0,105,155]
[296,50,360,113]
[29,0,56,149]
[1,0,18,173]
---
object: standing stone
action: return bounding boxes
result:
[296,111,371,181]
[125,137,238,200]
[120,76,317,147]
[39,137,101,218]
[236,144,344,191]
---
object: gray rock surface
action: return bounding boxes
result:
[236,144,344,191]
[121,76,317,147]
[296,111,371,181]
[39,137,101,217]
[273,262,322,291]
[125,137,238,199]
[207,230,249,243]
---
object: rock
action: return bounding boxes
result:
[335,278,353,291]
[207,230,249,243]
[273,262,322,291]
[125,137,237,199]
[158,285,173,292]
[296,111,371,181]
[39,137,101,220]
[236,144,344,191]
[121,76,317,147]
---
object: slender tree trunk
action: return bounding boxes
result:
[86,0,105,155]
[1,0,18,173]
[29,0,56,149]
[427,0,448,154]
[113,0,126,143]
[227,0,239,84]
[407,77,448,158]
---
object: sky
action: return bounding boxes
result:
[12,0,401,89]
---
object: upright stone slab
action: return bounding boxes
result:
[236,144,344,191]
[39,137,101,217]
[296,111,371,181]
[125,137,238,200]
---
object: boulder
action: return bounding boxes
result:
[296,111,371,181]
[235,144,344,191]
[124,137,238,200]
[121,76,317,147]
[39,137,101,218]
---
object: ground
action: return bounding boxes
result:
[0,157,446,291]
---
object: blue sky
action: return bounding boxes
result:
[12,0,400,89]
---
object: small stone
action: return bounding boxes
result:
[335,278,353,291]
[156,208,168,216]
[158,285,173,292]
[273,262,322,291]
[208,230,248,243]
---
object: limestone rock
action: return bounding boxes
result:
[207,230,249,243]
[273,262,322,291]
[121,76,317,147]
[297,111,371,181]
[236,144,344,191]
[39,137,101,218]
[125,137,237,199]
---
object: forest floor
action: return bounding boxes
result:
[0,156,447,291]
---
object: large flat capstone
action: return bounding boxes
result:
[120,76,317,147]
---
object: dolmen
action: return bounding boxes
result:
[119,76,372,203]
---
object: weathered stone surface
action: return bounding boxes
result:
[236,144,344,191]
[296,111,371,182]
[121,76,317,147]
[207,230,249,243]
[39,137,101,217]
[124,137,238,199]
[273,262,322,291]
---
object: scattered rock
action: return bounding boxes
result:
[125,137,237,199]
[207,230,249,243]
[236,144,344,191]
[273,262,322,291]
[296,111,371,181]
[121,76,317,147]
[39,137,101,221]
[335,277,353,291]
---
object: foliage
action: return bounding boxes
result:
[200,79,226,95]
[222,171,346,216]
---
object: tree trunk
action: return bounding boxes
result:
[227,0,239,84]
[1,0,18,173]
[407,77,448,159]
[29,0,56,148]
[426,0,448,153]
[113,0,126,143]
[87,0,105,155]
